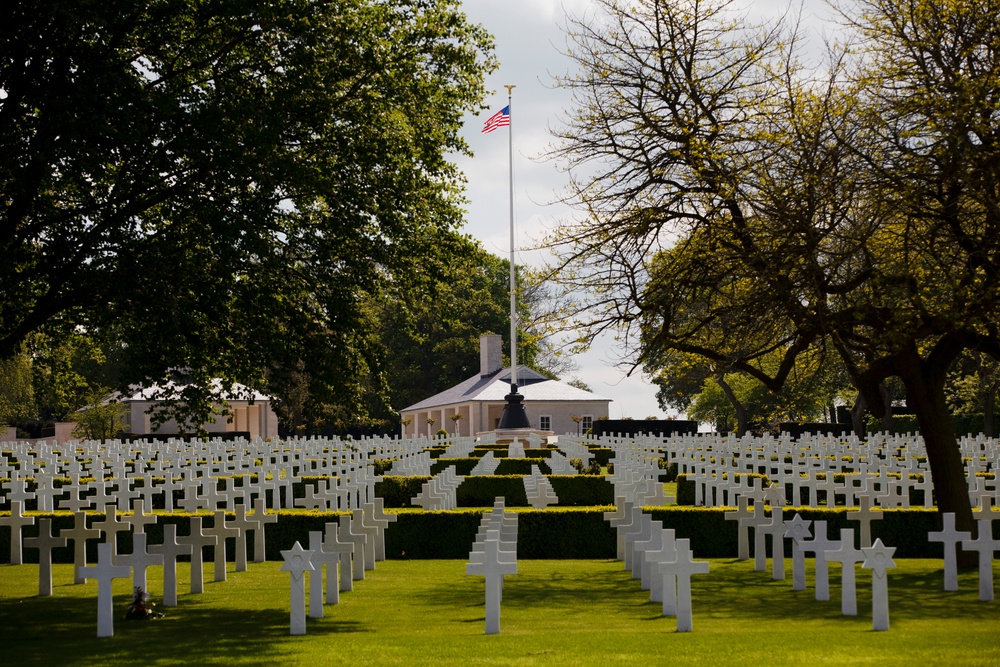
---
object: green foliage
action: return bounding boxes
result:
[0,346,34,424]
[377,243,538,414]
[2,506,963,563]
[372,458,396,476]
[550,0,1000,527]
[375,476,430,508]
[71,396,128,441]
[375,474,613,508]
[383,508,617,559]
[587,447,614,465]
[0,0,496,430]
[494,458,552,475]
[2,557,999,666]
[863,413,989,437]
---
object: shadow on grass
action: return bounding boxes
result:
[0,587,366,667]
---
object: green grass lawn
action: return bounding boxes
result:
[2,558,998,666]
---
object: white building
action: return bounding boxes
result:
[118,380,279,440]
[399,334,611,438]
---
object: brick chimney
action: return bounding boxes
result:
[480,334,503,376]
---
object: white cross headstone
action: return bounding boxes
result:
[724,495,754,561]
[466,538,518,635]
[125,500,157,535]
[928,512,972,591]
[0,500,35,565]
[177,516,218,594]
[339,514,368,581]
[761,507,786,580]
[961,519,1000,601]
[92,504,129,563]
[362,502,390,561]
[659,538,710,632]
[24,517,67,596]
[61,510,102,584]
[825,528,865,616]
[149,523,192,607]
[251,497,277,562]
[861,539,897,631]
[79,542,133,638]
[799,520,840,601]
[228,504,257,572]
[308,530,340,618]
[848,494,883,548]
[644,528,677,608]
[205,510,241,582]
[352,508,379,571]
[748,502,771,572]
[323,521,355,596]
[280,541,315,636]
[118,532,164,594]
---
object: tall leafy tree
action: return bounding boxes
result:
[0,345,34,425]
[0,0,494,428]
[378,236,542,415]
[548,0,1000,549]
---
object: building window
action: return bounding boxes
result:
[582,415,594,433]
[539,415,551,431]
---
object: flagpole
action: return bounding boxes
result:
[495,84,531,433]
[506,84,517,394]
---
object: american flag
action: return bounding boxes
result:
[482,106,510,133]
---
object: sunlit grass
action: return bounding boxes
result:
[2,558,998,666]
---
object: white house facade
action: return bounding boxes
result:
[399,335,611,438]
[118,380,279,440]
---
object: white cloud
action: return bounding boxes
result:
[455,0,831,419]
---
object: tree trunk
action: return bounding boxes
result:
[880,383,894,432]
[984,381,997,438]
[716,374,748,435]
[900,360,976,568]
[850,392,867,438]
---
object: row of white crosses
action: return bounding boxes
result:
[603,499,710,632]
[655,430,998,511]
[19,498,279,638]
[727,499,1000,629]
[468,451,500,476]
[507,439,526,459]
[928,511,1000,601]
[465,498,518,634]
[523,466,559,509]
[48,494,396,638]
[410,466,461,510]
[280,500,397,635]
[554,438,594,469]
[606,451,672,508]
[1,436,386,515]
[1,494,279,588]
[545,451,577,475]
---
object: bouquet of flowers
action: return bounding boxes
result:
[124,587,164,621]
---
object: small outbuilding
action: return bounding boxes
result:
[117,379,279,440]
[399,335,611,438]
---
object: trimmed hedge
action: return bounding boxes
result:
[676,472,939,508]
[375,474,615,508]
[587,447,615,465]
[0,506,988,563]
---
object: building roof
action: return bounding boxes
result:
[115,380,271,403]
[401,366,610,412]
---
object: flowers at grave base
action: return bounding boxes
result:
[124,587,164,621]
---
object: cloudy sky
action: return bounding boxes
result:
[452,0,833,419]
